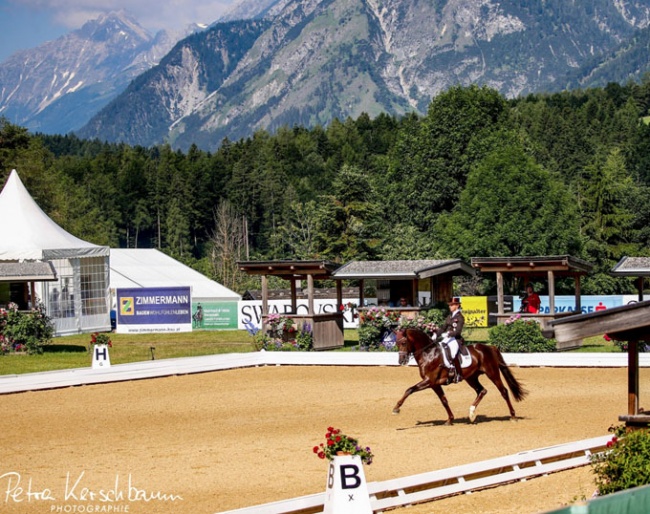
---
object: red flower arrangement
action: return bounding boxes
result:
[90,332,112,347]
[313,426,374,464]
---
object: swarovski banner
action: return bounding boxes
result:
[116,286,192,333]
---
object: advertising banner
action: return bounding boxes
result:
[460,296,488,328]
[191,301,239,330]
[116,286,192,333]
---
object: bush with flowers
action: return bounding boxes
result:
[591,424,650,495]
[251,319,313,352]
[313,426,374,465]
[0,301,54,355]
[267,313,295,334]
[358,307,401,350]
[488,313,556,352]
[90,332,112,348]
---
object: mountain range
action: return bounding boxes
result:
[0,11,203,135]
[4,1,650,151]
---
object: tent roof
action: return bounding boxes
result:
[0,170,108,260]
[110,249,241,301]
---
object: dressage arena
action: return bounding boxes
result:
[2,363,648,514]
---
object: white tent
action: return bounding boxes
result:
[109,248,241,302]
[0,170,111,335]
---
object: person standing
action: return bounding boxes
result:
[436,297,465,383]
[521,283,541,314]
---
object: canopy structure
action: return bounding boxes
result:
[110,249,241,303]
[611,256,650,301]
[550,300,650,429]
[238,260,343,349]
[471,255,594,348]
[332,259,475,309]
[0,170,110,335]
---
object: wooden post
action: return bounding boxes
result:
[496,272,504,314]
[574,274,581,313]
[429,277,435,306]
[290,279,297,314]
[336,279,343,310]
[261,275,269,316]
[359,279,365,308]
[412,278,418,306]
[547,270,555,315]
[629,339,639,415]
[307,274,315,315]
[638,277,644,302]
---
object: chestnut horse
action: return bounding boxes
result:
[393,328,527,424]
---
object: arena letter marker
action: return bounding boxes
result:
[323,454,372,514]
[91,344,111,369]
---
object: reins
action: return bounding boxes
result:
[398,329,439,360]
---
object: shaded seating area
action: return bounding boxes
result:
[331,259,475,320]
[237,260,344,350]
[471,255,594,349]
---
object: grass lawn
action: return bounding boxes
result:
[0,328,620,376]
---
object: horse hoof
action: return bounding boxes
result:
[469,406,477,423]
[444,420,453,426]
[392,409,400,415]
[510,416,518,422]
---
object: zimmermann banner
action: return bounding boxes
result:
[116,286,192,334]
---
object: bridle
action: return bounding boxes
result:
[396,329,438,361]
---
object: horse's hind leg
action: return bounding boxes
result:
[486,368,517,420]
[393,378,431,414]
[465,376,487,423]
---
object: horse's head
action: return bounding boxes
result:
[395,328,411,366]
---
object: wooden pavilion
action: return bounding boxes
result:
[550,301,650,430]
[471,255,594,348]
[331,259,475,319]
[610,256,650,301]
[237,260,344,350]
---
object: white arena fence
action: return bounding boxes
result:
[214,435,610,514]
[1,351,648,395]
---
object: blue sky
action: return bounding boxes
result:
[0,0,238,63]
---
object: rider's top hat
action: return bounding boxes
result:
[448,297,461,306]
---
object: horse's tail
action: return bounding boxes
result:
[491,345,528,402]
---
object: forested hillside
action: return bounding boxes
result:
[2,82,650,295]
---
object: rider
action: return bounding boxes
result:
[435,297,465,384]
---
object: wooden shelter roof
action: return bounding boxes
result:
[331,259,474,280]
[237,260,340,280]
[0,261,57,282]
[549,300,650,343]
[610,257,650,277]
[471,255,593,275]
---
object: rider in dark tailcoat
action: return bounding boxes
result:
[435,297,465,383]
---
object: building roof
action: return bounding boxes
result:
[0,261,57,282]
[242,287,359,301]
[237,260,340,280]
[331,259,475,280]
[110,249,240,301]
[610,257,650,276]
[0,170,108,260]
[471,255,593,275]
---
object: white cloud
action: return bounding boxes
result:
[8,0,237,32]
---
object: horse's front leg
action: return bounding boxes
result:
[432,385,455,425]
[392,378,431,414]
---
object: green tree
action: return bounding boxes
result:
[435,139,582,259]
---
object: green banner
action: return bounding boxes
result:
[191,301,238,330]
